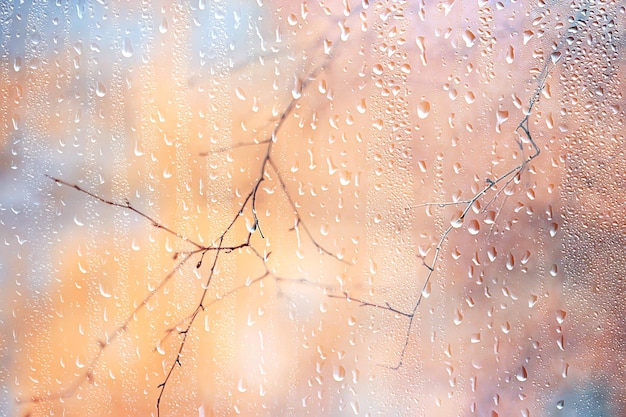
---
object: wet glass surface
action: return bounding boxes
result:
[1,1,624,416]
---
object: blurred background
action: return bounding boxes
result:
[1,1,625,416]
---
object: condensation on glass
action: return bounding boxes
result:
[1,1,624,416]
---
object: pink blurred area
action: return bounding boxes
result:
[2,1,625,417]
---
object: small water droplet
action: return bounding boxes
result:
[350,400,360,415]
[96,82,107,97]
[523,30,534,44]
[99,283,112,298]
[237,378,248,393]
[357,98,367,114]
[235,87,246,101]
[159,18,169,33]
[339,170,352,186]
[468,219,480,235]
[333,365,345,382]
[556,400,565,410]
[487,246,497,262]
[549,263,558,276]
[122,38,133,58]
[501,321,511,334]
[550,51,562,64]
[506,253,515,270]
[450,210,464,228]
[453,308,463,325]
[462,30,476,47]
[505,45,515,64]
[13,56,22,72]
[549,222,559,237]
[245,217,257,233]
[417,101,431,119]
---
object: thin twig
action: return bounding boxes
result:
[336,54,555,369]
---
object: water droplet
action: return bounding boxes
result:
[505,45,515,64]
[468,219,480,235]
[417,101,431,119]
[501,321,511,334]
[245,217,257,233]
[556,310,566,324]
[487,246,497,262]
[350,400,360,414]
[339,170,352,185]
[235,87,249,102]
[462,30,476,47]
[450,210,464,228]
[99,283,112,298]
[356,98,367,114]
[495,110,509,133]
[470,333,481,343]
[13,56,22,72]
[332,365,345,382]
[237,378,248,393]
[522,30,534,44]
[549,222,559,237]
[549,264,558,276]
[516,366,528,382]
[159,18,169,33]
[506,253,515,270]
[96,82,107,97]
[550,51,562,64]
[453,308,463,325]
[122,38,133,58]
[556,400,565,410]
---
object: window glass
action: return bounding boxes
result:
[2,1,624,416]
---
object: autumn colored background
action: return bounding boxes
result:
[1,1,624,416]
